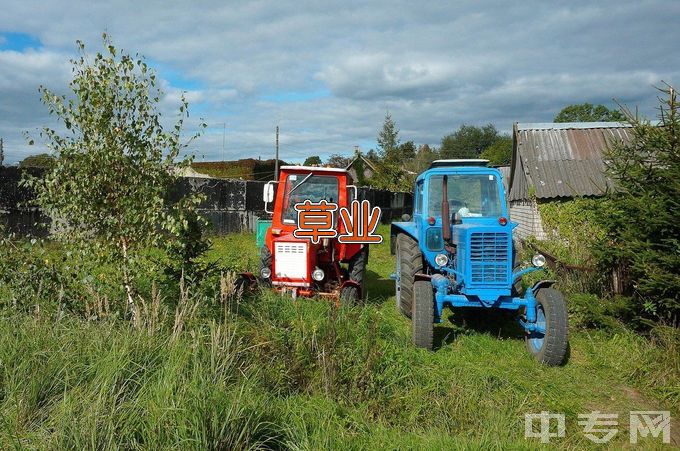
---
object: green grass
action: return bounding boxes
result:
[0,225,678,449]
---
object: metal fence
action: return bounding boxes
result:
[0,168,413,237]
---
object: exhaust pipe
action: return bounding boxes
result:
[442,175,451,243]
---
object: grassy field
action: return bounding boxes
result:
[1,225,678,449]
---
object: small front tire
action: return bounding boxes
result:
[340,285,360,307]
[258,246,272,287]
[525,288,569,366]
[412,280,434,350]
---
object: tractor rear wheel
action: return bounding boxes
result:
[258,246,272,287]
[396,234,422,318]
[412,280,434,350]
[347,245,368,298]
[525,288,569,366]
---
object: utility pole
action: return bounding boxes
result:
[274,126,279,180]
[0,138,4,167]
[222,122,226,162]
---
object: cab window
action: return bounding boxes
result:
[281,174,339,224]
[428,174,501,218]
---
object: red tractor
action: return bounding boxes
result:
[255,165,370,304]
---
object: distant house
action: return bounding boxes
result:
[508,122,632,239]
[346,154,377,185]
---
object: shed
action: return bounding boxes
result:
[508,122,632,238]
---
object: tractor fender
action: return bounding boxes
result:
[340,279,362,297]
[531,280,556,293]
[390,222,418,255]
[238,272,256,282]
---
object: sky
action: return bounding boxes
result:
[0,0,678,165]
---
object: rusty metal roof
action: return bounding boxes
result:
[509,122,633,200]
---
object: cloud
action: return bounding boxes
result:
[0,0,678,165]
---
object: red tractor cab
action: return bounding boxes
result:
[258,165,369,304]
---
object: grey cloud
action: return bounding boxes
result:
[1,0,678,164]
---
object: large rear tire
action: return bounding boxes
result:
[347,245,368,298]
[396,234,422,318]
[525,288,569,366]
[412,280,434,350]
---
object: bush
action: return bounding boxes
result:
[531,198,608,295]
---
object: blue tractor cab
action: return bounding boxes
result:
[391,159,568,365]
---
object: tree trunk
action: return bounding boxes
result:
[121,239,139,328]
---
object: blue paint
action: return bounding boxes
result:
[527,305,546,350]
[0,32,42,51]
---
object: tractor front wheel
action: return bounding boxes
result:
[258,246,272,287]
[525,288,569,366]
[340,285,360,307]
[412,280,434,350]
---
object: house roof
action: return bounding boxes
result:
[509,122,633,201]
[345,154,377,172]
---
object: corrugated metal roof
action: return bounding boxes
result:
[516,122,632,131]
[510,122,632,200]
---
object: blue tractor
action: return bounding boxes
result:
[391,159,568,365]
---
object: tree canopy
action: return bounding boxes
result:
[325,154,351,168]
[303,155,322,166]
[554,103,626,123]
[480,137,512,166]
[18,153,56,169]
[377,112,400,163]
[440,124,501,159]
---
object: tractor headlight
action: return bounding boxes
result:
[435,253,449,267]
[260,267,272,279]
[532,254,546,268]
[312,268,325,281]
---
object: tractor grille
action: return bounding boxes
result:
[469,232,509,286]
[274,242,308,280]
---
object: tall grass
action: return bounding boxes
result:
[0,287,677,449]
[1,228,678,449]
